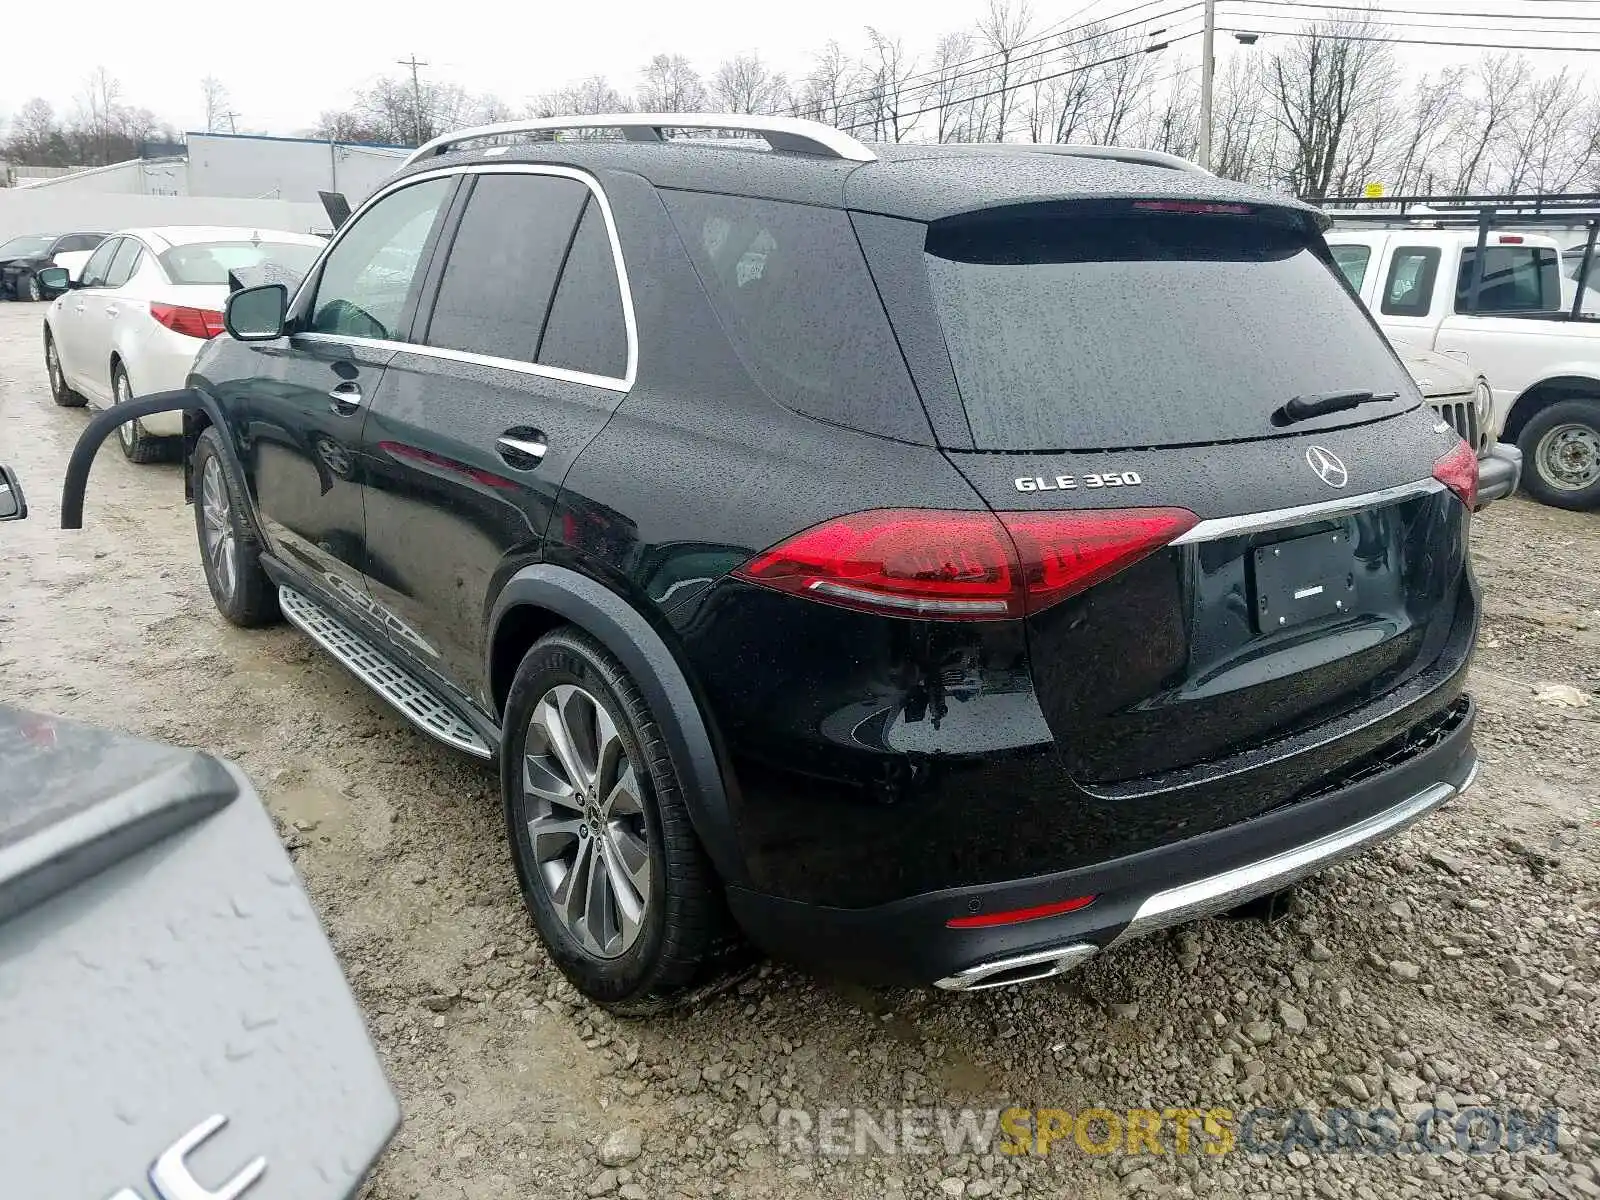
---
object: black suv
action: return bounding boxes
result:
[67,116,1482,1010]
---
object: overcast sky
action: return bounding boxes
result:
[3,0,1598,136]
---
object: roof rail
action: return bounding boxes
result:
[949,143,1212,175]
[403,113,877,168]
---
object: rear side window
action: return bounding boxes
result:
[1456,246,1559,313]
[1381,247,1440,316]
[104,239,143,288]
[425,173,588,362]
[925,208,1415,451]
[663,190,927,442]
[1329,244,1371,291]
[79,238,120,287]
[538,197,629,379]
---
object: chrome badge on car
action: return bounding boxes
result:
[104,1113,266,1200]
[1305,445,1349,489]
[1014,470,1143,493]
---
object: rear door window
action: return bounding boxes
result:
[1329,244,1371,291]
[925,207,1415,450]
[424,173,588,363]
[1380,247,1440,316]
[1456,246,1559,313]
[537,197,629,380]
[662,190,928,443]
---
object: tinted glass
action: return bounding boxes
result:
[425,173,587,362]
[1329,243,1371,291]
[310,178,451,340]
[104,239,143,288]
[161,241,322,285]
[1456,246,1559,313]
[925,209,1415,450]
[1381,247,1439,316]
[79,238,121,287]
[663,190,923,440]
[538,197,628,379]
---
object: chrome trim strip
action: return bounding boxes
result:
[934,943,1098,992]
[403,113,878,167]
[1116,776,1461,939]
[1171,478,1445,545]
[289,163,638,392]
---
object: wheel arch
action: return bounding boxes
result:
[1504,374,1600,441]
[488,565,747,886]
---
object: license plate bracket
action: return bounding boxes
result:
[1251,529,1357,633]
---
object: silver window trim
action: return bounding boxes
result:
[290,163,637,392]
[1170,478,1445,545]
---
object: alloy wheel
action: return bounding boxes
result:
[115,372,139,451]
[200,456,237,601]
[523,683,651,959]
[46,339,61,396]
[1535,422,1600,492]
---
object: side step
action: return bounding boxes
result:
[278,586,493,760]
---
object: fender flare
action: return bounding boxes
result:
[59,388,259,538]
[489,565,747,886]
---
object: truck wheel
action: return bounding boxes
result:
[1518,397,1600,510]
[192,426,279,626]
[502,628,728,1014]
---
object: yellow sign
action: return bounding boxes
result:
[1364,182,1386,198]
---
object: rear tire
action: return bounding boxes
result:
[1518,397,1600,511]
[503,628,728,1014]
[112,364,175,464]
[192,425,279,626]
[44,328,85,408]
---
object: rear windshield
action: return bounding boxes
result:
[0,236,53,258]
[160,240,323,285]
[925,208,1415,450]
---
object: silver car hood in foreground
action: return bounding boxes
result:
[0,707,398,1200]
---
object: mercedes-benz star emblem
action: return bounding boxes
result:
[1305,445,1348,489]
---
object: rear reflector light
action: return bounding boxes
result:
[1132,200,1251,215]
[1433,439,1478,510]
[946,895,1098,929]
[149,302,226,339]
[734,506,1198,620]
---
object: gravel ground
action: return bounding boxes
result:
[1,299,1596,1200]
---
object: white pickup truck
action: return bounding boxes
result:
[1324,225,1599,509]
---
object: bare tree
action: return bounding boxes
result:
[858,28,920,142]
[201,77,230,134]
[794,41,857,127]
[638,54,708,112]
[929,32,978,143]
[712,54,789,115]
[1387,68,1467,194]
[1266,16,1397,200]
[975,0,1035,142]
[1451,53,1530,194]
[1211,56,1277,183]
[1137,67,1201,159]
[1499,67,1592,193]
[315,77,517,146]
[1089,24,1161,145]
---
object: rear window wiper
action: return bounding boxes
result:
[1274,388,1401,426]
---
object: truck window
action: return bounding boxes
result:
[1329,244,1371,291]
[1455,246,1559,314]
[1381,247,1440,317]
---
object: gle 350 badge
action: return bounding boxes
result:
[1014,471,1144,493]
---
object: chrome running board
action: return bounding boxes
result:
[934,767,1468,992]
[278,586,492,760]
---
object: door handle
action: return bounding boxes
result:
[328,381,362,415]
[105,306,119,318]
[496,433,547,468]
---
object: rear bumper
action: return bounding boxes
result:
[725,696,1476,989]
[1476,442,1522,508]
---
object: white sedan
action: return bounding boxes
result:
[42,226,326,462]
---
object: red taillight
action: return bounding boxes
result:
[149,302,226,339]
[733,506,1198,620]
[1496,235,1524,245]
[946,895,1098,929]
[1433,439,1479,510]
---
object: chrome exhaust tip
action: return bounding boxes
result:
[933,943,1097,992]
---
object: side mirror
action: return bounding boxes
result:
[224,283,288,341]
[0,465,27,521]
[35,266,71,292]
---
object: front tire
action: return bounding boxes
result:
[503,628,724,1014]
[44,328,85,408]
[112,364,174,464]
[1518,397,1600,510]
[24,272,42,302]
[192,425,279,626]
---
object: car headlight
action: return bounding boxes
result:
[1474,379,1493,425]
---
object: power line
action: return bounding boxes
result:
[1228,3,1600,37]
[1232,0,1600,19]
[1218,24,1600,49]
[839,28,1204,132]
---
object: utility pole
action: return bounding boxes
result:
[398,54,429,147]
[1198,0,1215,172]
[223,111,239,135]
